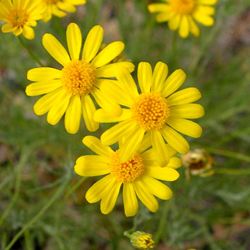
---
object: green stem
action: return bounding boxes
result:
[215,168,250,175]
[24,230,33,250]
[5,173,71,250]
[18,37,44,66]
[0,148,31,226]
[154,201,171,243]
[206,147,250,163]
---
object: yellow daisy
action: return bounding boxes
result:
[0,0,45,39]
[95,62,204,163]
[148,0,217,38]
[41,0,86,22]
[26,23,134,134]
[74,136,181,216]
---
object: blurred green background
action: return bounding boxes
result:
[0,0,250,249]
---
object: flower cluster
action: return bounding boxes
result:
[0,0,86,39]
[25,23,204,216]
[148,0,218,38]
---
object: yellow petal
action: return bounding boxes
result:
[92,85,122,113]
[188,16,200,37]
[195,6,215,15]
[161,125,190,153]
[162,69,186,97]
[64,95,81,134]
[119,128,145,161]
[142,176,173,200]
[22,26,35,40]
[134,180,159,213]
[141,148,158,165]
[58,2,75,12]
[25,80,62,96]
[147,166,179,181]
[156,12,173,22]
[170,104,204,119]
[193,12,214,26]
[0,3,10,18]
[137,62,152,93]
[150,130,169,165]
[167,87,201,106]
[91,41,124,68]
[98,79,134,107]
[166,157,182,169]
[100,182,121,214]
[1,24,14,33]
[82,136,113,157]
[82,25,103,63]
[167,118,203,138]
[117,69,139,99]
[198,0,217,4]
[169,14,181,30]
[151,61,168,92]
[123,183,138,217]
[74,155,109,176]
[66,23,82,60]
[94,108,131,123]
[148,3,169,13]
[82,95,99,132]
[70,0,86,4]
[179,16,189,38]
[101,120,136,145]
[33,87,64,116]
[85,174,114,203]
[142,145,176,166]
[27,67,61,81]
[47,89,71,125]
[96,62,135,78]
[42,33,70,66]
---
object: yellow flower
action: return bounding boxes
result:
[26,23,134,134]
[95,62,204,163]
[0,0,45,39]
[41,0,86,22]
[74,136,181,216]
[148,0,217,38]
[129,231,155,249]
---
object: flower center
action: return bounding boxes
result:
[8,8,29,28]
[62,60,96,96]
[111,153,145,183]
[169,0,196,15]
[132,93,169,131]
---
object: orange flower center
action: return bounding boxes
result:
[169,0,196,15]
[132,93,169,130]
[8,8,29,28]
[111,153,145,183]
[62,60,96,96]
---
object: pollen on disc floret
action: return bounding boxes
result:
[7,8,29,28]
[132,93,170,131]
[111,152,145,183]
[62,60,96,96]
[169,0,197,15]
